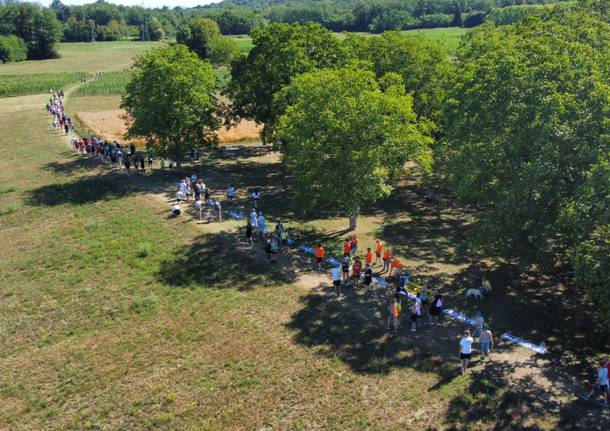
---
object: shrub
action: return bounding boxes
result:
[136,242,153,258]
[0,35,27,63]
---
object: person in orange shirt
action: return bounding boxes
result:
[364,247,373,266]
[390,257,404,277]
[314,244,325,270]
[375,239,383,266]
[382,248,392,273]
[343,238,351,258]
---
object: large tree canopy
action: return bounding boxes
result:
[121,45,220,166]
[439,11,610,268]
[0,2,61,60]
[227,22,346,143]
[276,66,433,229]
[344,31,453,129]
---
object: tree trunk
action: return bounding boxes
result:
[348,207,359,231]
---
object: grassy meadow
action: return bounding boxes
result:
[0,41,161,75]
[0,73,84,97]
[228,27,468,60]
[0,35,607,430]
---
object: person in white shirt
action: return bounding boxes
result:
[410,295,422,332]
[175,190,184,203]
[330,266,342,297]
[170,203,181,216]
[459,330,474,374]
[194,199,202,221]
[179,179,188,198]
[213,199,222,222]
[584,359,610,407]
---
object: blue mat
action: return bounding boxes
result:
[226,210,244,220]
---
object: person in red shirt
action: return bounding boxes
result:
[352,256,363,286]
[314,244,325,270]
[375,239,383,266]
[382,249,392,273]
[364,247,373,266]
[343,238,351,258]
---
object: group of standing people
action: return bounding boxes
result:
[171,175,218,221]
[314,235,496,374]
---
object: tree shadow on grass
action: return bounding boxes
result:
[26,172,142,206]
[43,153,105,176]
[157,231,301,291]
[30,157,193,207]
[187,156,340,222]
[287,286,462,375]
[443,354,609,430]
[371,178,476,267]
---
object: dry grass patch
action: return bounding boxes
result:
[75,108,261,146]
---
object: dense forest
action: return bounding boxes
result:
[0,0,576,58]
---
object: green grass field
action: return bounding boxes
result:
[0,41,161,75]
[334,27,469,52]
[402,27,469,52]
[230,27,468,56]
[0,73,84,97]
[231,35,254,54]
[74,71,133,96]
[0,34,606,430]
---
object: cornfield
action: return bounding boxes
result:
[0,72,83,97]
[74,71,132,96]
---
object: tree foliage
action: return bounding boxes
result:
[0,2,61,59]
[439,12,610,268]
[276,66,433,228]
[121,45,220,166]
[227,22,346,142]
[344,31,453,129]
[176,18,237,65]
[0,34,27,63]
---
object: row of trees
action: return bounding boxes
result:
[0,0,573,58]
[208,0,570,33]
[44,0,573,44]
[0,2,61,60]
[50,0,166,42]
[123,3,609,318]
